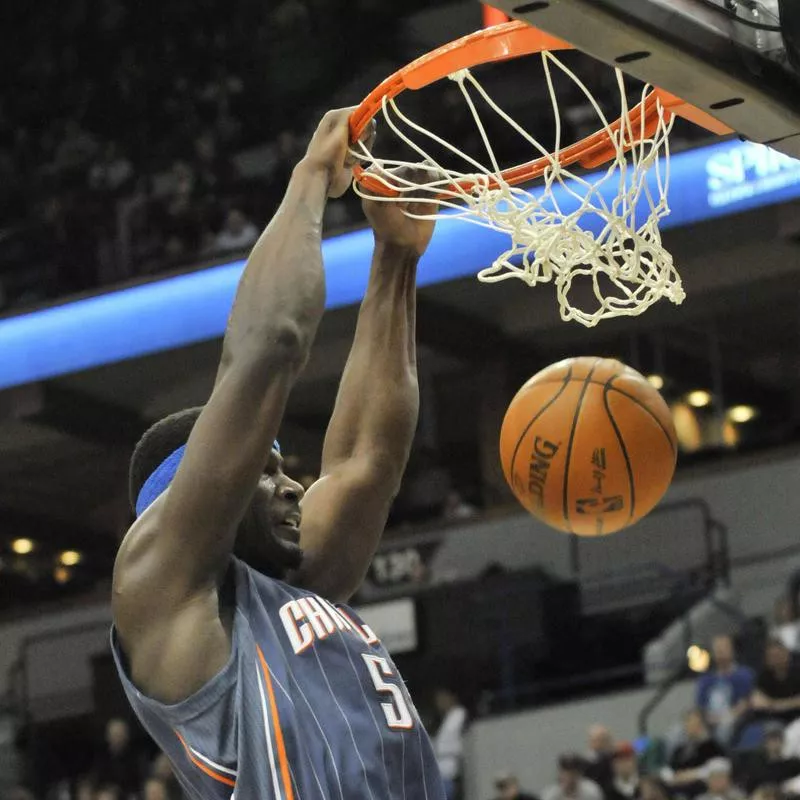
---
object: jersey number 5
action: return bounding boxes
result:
[361,653,414,730]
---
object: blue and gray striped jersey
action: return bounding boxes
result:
[112,556,445,800]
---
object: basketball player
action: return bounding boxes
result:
[111,108,444,799]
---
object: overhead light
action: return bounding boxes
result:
[722,418,740,449]
[59,550,82,567]
[11,538,35,555]
[728,405,757,424]
[671,402,702,453]
[53,566,71,585]
[686,390,712,408]
[646,374,665,390]
[687,644,711,673]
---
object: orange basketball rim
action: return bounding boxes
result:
[348,21,734,198]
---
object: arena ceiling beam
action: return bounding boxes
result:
[416,296,540,363]
[26,384,150,448]
[0,506,116,554]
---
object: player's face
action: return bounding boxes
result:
[234,450,305,578]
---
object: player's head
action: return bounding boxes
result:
[129,407,305,579]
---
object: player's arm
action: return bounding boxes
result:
[294,177,436,602]
[112,109,355,702]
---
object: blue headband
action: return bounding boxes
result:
[135,439,281,517]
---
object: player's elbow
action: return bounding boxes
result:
[269,319,312,365]
[236,319,312,376]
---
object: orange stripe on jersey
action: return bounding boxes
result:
[256,645,295,800]
[175,731,237,788]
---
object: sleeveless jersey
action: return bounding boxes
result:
[111,556,445,800]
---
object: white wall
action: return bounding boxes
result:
[427,448,800,617]
[0,603,111,716]
[464,681,695,800]
[666,451,800,616]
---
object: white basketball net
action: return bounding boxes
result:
[351,51,686,327]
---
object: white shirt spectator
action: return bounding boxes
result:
[782,716,800,758]
[541,778,603,800]
[775,622,800,652]
[433,704,467,781]
[442,491,478,522]
[89,148,133,191]
[695,758,745,800]
[215,209,259,253]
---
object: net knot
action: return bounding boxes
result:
[447,69,471,84]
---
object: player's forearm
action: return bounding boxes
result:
[321,242,420,478]
[218,160,329,380]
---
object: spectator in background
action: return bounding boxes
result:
[604,742,641,800]
[94,786,121,800]
[753,639,800,723]
[3,788,36,800]
[432,687,468,800]
[159,160,202,261]
[772,596,800,653]
[749,787,782,800]
[91,718,141,798]
[542,754,603,800]
[149,753,180,800]
[782,713,800,758]
[695,759,745,800]
[214,208,259,254]
[193,130,236,196]
[742,720,800,793]
[441,490,478,522]
[491,772,540,800]
[54,119,98,173]
[585,724,615,789]
[88,142,133,194]
[74,776,94,800]
[299,473,318,491]
[401,448,453,523]
[664,709,725,797]
[696,635,754,743]
[141,778,170,800]
[639,777,672,800]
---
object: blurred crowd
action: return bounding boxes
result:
[7,718,182,800]
[0,0,405,311]
[481,588,800,800]
[0,0,715,314]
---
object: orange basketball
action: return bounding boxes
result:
[500,357,677,536]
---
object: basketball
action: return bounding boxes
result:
[500,357,677,536]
